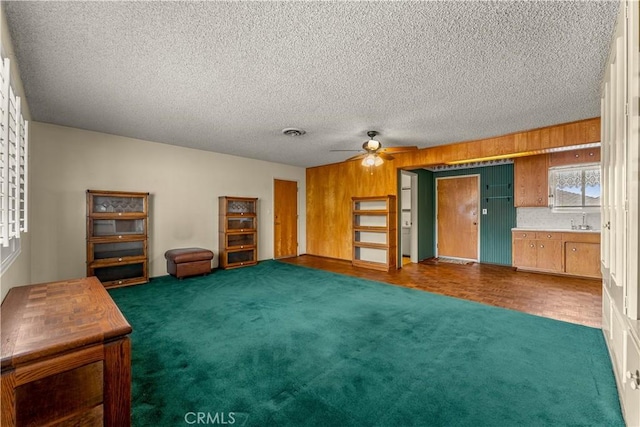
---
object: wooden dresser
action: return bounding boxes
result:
[1,277,132,427]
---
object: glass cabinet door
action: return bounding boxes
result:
[92,195,146,214]
[227,217,256,231]
[227,233,256,248]
[92,262,145,283]
[91,219,146,236]
[226,199,256,214]
[227,249,256,265]
[91,241,145,261]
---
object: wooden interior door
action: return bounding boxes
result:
[274,179,298,259]
[436,176,479,260]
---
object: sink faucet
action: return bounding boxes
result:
[578,213,591,230]
[571,219,576,230]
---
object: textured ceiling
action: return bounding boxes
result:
[3,1,618,168]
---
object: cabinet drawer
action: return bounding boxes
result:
[562,232,601,243]
[513,231,535,240]
[535,232,561,240]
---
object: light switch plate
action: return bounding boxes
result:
[482,209,487,215]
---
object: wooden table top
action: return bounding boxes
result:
[1,276,132,370]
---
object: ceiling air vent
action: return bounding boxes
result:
[282,128,306,137]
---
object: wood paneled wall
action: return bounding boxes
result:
[306,117,600,260]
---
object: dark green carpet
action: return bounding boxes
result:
[109,261,623,426]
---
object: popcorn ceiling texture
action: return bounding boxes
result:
[3,1,619,167]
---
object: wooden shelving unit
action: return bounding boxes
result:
[86,190,149,288]
[219,196,258,269]
[352,195,397,271]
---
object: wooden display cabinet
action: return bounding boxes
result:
[352,195,397,272]
[219,196,258,269]
[86,190,149,288]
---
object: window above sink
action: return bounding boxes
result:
[548,163,601,212]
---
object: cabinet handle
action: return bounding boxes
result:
[118,280,123,284]
[240,245,244,248]
[118,235,123,239]
[118,212,122,216]
[572,248,577,252]
[529,244,535,248]
[547,234,552,238]
[118,258,123,262]
[522,233,527,238]
[575,154,580,158]
[539,245,544,248]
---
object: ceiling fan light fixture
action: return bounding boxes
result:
[364,139,381,151]
[362,153,384,167]
[363,130,382,152]
[362,154,377,166]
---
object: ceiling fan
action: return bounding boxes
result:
[332,131,418,167]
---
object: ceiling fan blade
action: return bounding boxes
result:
[346,153,367,161]
[378,153,395,161]
[330,149,364,152]
[379,146,419,154]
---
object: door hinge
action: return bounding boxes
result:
[625,2,629,20]
[625,103,629,117]
[624,295,628,312]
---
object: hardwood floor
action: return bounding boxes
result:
[279,255,603,328]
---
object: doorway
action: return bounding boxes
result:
[273,179,298,259]
[400,171,419,265]
[436,175,480,261]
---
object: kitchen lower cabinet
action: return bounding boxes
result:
[565,242,601,278]
[512,230,600,278]
[512,231,562,273]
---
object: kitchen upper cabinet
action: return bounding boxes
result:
[514,155,549,207]
[548,147,601,166]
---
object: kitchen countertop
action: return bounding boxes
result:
[511,227,601,234]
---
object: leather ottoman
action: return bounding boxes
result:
[165,248,214,279]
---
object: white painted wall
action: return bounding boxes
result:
[29,122,306,284]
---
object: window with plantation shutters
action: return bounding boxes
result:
[0,55,29,273]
